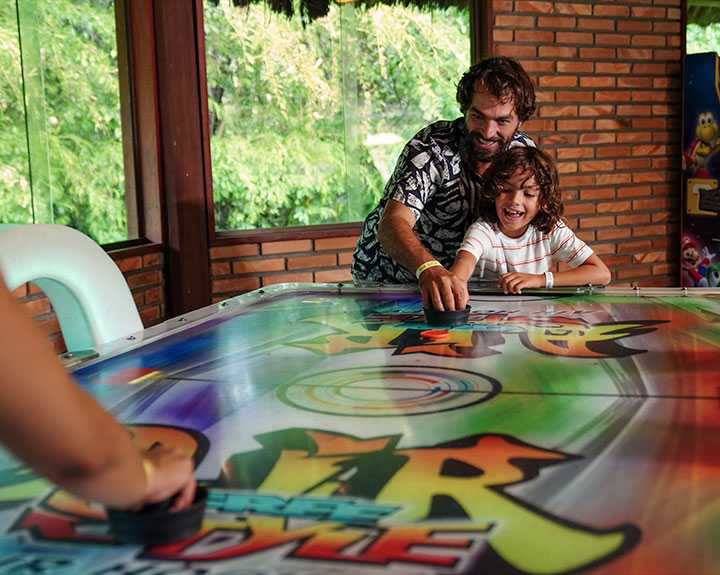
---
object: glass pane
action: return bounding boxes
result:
[205,0,470,230]
[686,22,720,55]
[0,3,32,224]
[13,0,133,244]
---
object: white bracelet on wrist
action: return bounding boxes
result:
[544,271,554,289]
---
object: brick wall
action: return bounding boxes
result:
[210,235,358,301]
[16,245,166,353]
[494,0,682,286]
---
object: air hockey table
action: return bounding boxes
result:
[0,283,718,575]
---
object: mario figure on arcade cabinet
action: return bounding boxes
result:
[681,236,714,287]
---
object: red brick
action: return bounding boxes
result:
[211,262,231,276]
[592,242,616,255]
[617,48,653,61]
[617,132,651,143]
[579,216,614,228]
[536,91,557,103]
[595,118,630,130]
[595,90,633,102]
[580,160,615,172]
[559,175,595,187]
[602,255,631,266]
[616,158,651,170]
[580,76,615,88]
[557,147,594,159]
[555,3,592,15]
[653,21,681,34]
[579,105,614,117]
[579,132,616,144]
[632,172,666,183]
[564,203,595,216]
[556,91,594,103]
[596,145,632,157]
[632,35,666,48]
[494,30,514,42]
[145,286,162,305]
[578,18,614,31]
[632,91,672,103]
[651,264,674,276]
[516,30,555,43]
[580,187,615,200]
[537,15,576,28]
[653,49,681,61]
[496,45,538,58]
[595,62,631,74]
[142,252,162,267]
[286,254,338,270]
[556,32,594,44]
[596,34,630,46]
[597,200,631,213]
[210,244,259,259]
[338,252,353,266]
[557,119,594,131]
[632,198,670,211]
[667,8,682,20]
[617,77,653,89]
[540,75,577,88]
[314,269,353,283]
[516,1,553,12]
[495,15,536,27]
[140,306,161,326]
[538,46,577,58]
[632,63,666,75]
[618,105,652,116]
[557,161,578,174]
[618,185,652,197]
[127,271,161,289]
[631,7,666,18]
[541,133,579,145]
[523,119,557,132]
[261,272,313,286]
[593,5,629,17]
[315,236,359,250]
[233,258,286,273]
[632,144,664,156]
[632,225,668,237]
[617,20,652,33]
[212,277,261,294]
[493,0,513,10]
[518,59,555,72]
[261,239,312,255]
[557,61,594,73]
[617,214,650,225]
[116,256,143,273]
[617,266,652,280]
[633,251,667,264]
[596,227,632,240]
[539,105,578,118]
[595,173,632,185]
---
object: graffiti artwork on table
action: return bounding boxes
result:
[0,289,717,574]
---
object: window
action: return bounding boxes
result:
[204,0,470,231]
[0,0,135,245]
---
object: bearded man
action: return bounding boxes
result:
[351,57,536,310]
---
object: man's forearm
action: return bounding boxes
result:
[378,211,437,275]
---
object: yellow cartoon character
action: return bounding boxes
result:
[685,111,720,177]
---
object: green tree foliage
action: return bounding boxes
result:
[687,23,720,55]
[0,0,468,239]
[205,1,469,229]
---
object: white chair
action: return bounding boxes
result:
[0,224,143,352]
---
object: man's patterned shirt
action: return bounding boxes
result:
[351,118,535,283]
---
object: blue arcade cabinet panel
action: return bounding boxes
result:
[682,52,720,287]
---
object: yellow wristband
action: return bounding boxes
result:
[142,457,155,493]
[415,259,443,279]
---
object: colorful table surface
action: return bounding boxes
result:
[0,284,719,575]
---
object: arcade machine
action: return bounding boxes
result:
[682,51,720,287]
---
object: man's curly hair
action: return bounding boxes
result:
[456,57,536,122]
[476,147,563,234]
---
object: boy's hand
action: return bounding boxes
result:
[499,272,544,294]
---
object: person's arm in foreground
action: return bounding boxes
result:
[378,200,468,311]
[499,253,611,294]
[0,281,195,510]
